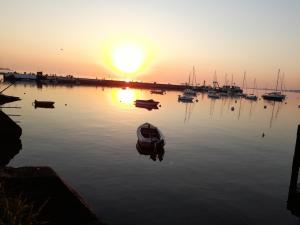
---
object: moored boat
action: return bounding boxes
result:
[208,91,220,99]
[135,99,159,107]
[34,100,55,108]
[245,94,258,101]
[262,92,286,101]
[245,79,258,101]
[150,89,166,95]
[178,94,194,102]
[137,123,165,148]
[183,88,197,96]
[262,69,286,102]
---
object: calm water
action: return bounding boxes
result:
[2,82,300,225]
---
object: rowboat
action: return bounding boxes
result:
[34,100,55,108]
[134,99,159,110]
[137,123,165,148]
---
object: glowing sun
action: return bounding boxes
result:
[112,43,145,73]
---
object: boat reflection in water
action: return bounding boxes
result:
[136,142,165,161]
[0,110,22,167]
[135,104,159,111]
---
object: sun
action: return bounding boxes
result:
[100,35,156,78]
[112,43,144,73]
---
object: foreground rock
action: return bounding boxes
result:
[0,167,103,225]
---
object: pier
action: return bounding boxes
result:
[1,72,190,91]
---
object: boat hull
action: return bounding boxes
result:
[262,95,285,102]
[34,100,55,108]
[137,123,165,148]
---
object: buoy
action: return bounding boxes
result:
[159,104,162,107]
[65,104,67,106]
[231,106,235,111]
[264,105,267,109]
[262,133,265,138]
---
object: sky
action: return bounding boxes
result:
[0,0,299,89]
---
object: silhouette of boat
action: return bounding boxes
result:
[137,123,165,148]
[262,69,286,102]
[135,99,159,106]
[208,91,220,99]
[134,99,159,110]
[262,92,286,102]
[178,94,194,102]
[150,89,165,95]
[34,100,55,108]
[245,94,258,101]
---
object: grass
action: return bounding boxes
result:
[0,183,48,225]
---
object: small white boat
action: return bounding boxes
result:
[208,91,220,99]
[178,95,194,102]
[150,89,165,95]
[137,123,165,148]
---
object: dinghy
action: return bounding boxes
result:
[34,100,55,108]
[137,123,165,148]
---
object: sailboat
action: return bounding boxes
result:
[245,78,258,100]
[183,67,197,96]
[262,69,286,101]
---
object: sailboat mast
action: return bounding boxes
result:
[193,66,196,87]
[252,78,256,94]
[242,71,246,89]
[280,72,285,92]
[275,69,280,91]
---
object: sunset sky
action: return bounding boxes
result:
[1,0,299,88]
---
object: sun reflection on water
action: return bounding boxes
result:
[111,88,141,108]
